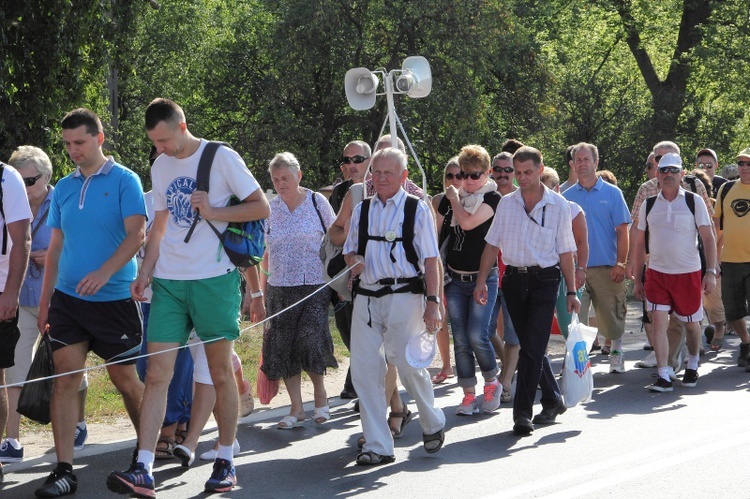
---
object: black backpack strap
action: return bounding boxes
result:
[0,163,6,255]
[718,179,737,230]
[402,195,420,274]
[310,190,326,232]
[184,141,230,243]
[644,195,657,254]
[357,198,371,257]
[684,190,696,215]
[684,175,698,193]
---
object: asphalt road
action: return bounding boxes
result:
[4,302,750,498]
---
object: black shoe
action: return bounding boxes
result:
[352,399,360,413]
[35,469,78,498]
[682,368,699,387]
[739,343,750,367]
[340,388,357,399]
[647,377,673,392]
[513,417,534,436]
[532,402,567,425]
[704,325,715,345]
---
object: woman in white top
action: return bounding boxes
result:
[260,152,338,429]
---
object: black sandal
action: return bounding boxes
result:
[356,451,395,466]
[388,408,414,439]
[423,429,445,454]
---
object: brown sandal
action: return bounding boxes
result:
[155,437,176,460]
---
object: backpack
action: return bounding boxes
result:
[0,163,6,255]
[644,190,705,277]
[357,194,421,275]
[717,179,738,230]
[183,141,266,268]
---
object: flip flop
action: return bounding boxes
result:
[431,370,454,384]
[277,415,303,429]
[155,438,176,460]
[313,405,330,424]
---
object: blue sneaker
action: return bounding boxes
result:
[204,458,236,493]
[73,426,88,451]
[0,439,23,463]
[106,462,155,498]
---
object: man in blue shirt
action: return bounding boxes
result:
[563,142,631,373]
[34,108,146,498]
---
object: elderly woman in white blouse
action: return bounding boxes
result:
[260,152,338,429]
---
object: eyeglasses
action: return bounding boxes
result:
[23,174,43,187]
[341,155,368,165]
[738,160,750,167]
[697,163,714,170]
[658,166,681,174]
[492,166,514,174]
[456,171,485,180]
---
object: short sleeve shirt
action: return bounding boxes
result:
[0,164,33,292]
[48,160,146,301]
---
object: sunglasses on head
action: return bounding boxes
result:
[738,160,750,167]
[23,173,43,187]
[492,165,514,174]
[456,171,485,180]
[341,155,368,165]
[658,166,681,174]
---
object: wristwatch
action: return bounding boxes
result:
[566,291,577,296]
[250,290,264,299]
[426,295,440,303]
[616,262,627,270]
[576,266,586,273]
[705,268,717,275]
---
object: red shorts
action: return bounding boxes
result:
[644,268,703,322]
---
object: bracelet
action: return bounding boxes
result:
[250,290,264,299]
[566,291,577,296]
[616,262,627,270]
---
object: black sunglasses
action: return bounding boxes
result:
[341,155,368,165]
[492,166,514,174]
[456,171,485,180]
[738,161,750,167]
[445,173,459,180]
[23,173,43,187]
[658,166,681,174]
[654,155,663,163]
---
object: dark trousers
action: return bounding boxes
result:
[333,296,356,394]
[502,267,562,422]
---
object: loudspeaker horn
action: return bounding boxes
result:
[345,68,379,110]
[399,56,431,98]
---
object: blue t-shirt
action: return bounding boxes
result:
[563,177,630,267]
[47,160,146,301]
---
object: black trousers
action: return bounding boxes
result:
[502,266,563,422]
[332,295,355,393]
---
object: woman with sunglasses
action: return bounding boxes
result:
[436,145,502,415]
[430,157,463,384]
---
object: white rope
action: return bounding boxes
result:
[0,262,361,390]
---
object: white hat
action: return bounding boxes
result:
[657,152,683,169]
[405,330,436,369]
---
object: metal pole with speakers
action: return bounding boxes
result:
[344,56,432,193]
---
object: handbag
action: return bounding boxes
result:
[256,350,279,405]
[560,313,597,408]
[17,332,55,424]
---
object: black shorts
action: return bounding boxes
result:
[47,290,143,364]
[0,296,20,369]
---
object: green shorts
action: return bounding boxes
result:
[148,270,242,345]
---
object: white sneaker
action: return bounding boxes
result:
[455,394,479,415]
[609,350,626,373]
[665,366,678,381]
[199,438,241,461]
[635,351,657,368]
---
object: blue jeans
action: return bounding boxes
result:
[137,302,194,427]
[446,269,499,388]
[502,266,562,422]
[489,288,519,345]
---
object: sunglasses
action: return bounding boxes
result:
[456,171,485,180]
[696,163,714,169]
[341,155,368,165]
[445,173,460,180]
[23,173,43,187]
[654,155,663,163]
[658,166,681,174]
[738,160,750,167]
[492,166,514,174]
[644,163,653,170]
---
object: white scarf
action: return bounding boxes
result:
[450,179,497,226]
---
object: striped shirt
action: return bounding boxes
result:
[485,185,576,268]
[343,188,438,284]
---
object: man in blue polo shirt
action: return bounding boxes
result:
[563,142,631,373]
[34,108,147,498]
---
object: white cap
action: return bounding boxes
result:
[405,330,436,369]
[657,153,683,169]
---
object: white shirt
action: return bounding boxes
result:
[485,185,576,268]
[637,188,711,274]
[344,188,438,284]
[0,164,32,291]
[151,140,261,279]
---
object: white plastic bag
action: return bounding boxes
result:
[561,313,597,408]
